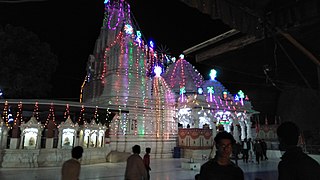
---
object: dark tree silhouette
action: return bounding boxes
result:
[0,24,58,98]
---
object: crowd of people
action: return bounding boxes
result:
[60,121,320,180]
[196,121,320,180]
[232,137,268,165]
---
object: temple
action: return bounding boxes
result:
[0,0,259,167]
[81,0,258,157]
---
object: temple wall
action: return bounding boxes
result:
[109,135,177,158]
[178,128,213,149]
[1,146,111,168]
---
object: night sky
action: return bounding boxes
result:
[0,0,230,101]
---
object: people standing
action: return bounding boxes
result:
[61,146,84,180]
[248,138,254,163]
[261,139,268,160]
[232,142,241,166]
[125,145,148,180]
[277,121,320,180]
[199,131,244,180]
[242,138,250,163]
[253,139,263,164]
[143,147,151,180]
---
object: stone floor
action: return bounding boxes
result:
[0,158,279,180]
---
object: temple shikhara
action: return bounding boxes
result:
[0,0,259,167]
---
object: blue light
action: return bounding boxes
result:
[234,95,239,101]
[149,41,154,48]
[124,24,133,35]
[8,107,13,123]
[136,31,141,38]
[197,87,203,95]
[104,0,109,4]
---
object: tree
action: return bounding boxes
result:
[0,24,58,98]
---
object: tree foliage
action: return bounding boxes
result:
[0,24,58,98]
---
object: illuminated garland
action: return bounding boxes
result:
[33,101,40,121]
[13,102,23,127]
[2,101,8,126]
[78,105,85,125]
[63,104,70,119]
[163,56,204,94]
[45,103,57,127]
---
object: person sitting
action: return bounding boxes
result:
[277,121,320,180]
[199,131,244,180]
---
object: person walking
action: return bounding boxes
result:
[143,147,151,180]
[125,145,148,180]
[277,121,320,180]
[61,146,84,180]
[232,142,241,166]
[199,131,244,180]
[261,139,268,160]
[253,139,263,164]
[241,138,250,163]
[248,138,255,163]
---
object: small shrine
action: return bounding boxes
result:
[58,116,79,149]
[20,116,43,149]
[80,120,107,148]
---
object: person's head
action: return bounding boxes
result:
[277,121,300,150]
[146,147,151,154]
[132,145,141,154]
[72,146,84,159]
[214,131,236,159]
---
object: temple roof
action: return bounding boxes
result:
[202,79,229,96]
[163,57,204,94]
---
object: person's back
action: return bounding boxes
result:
[125,145,147,180]
[277,121,320,180]
[62,158,81,180]
[61,146,83,180]
[278,146,320,180]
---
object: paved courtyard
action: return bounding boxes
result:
[0,157,279,180]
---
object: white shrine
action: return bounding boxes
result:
[58,116,79,149]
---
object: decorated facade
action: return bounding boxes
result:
[81,0,258,156]
[0,0,259,168]
[0,100,120,168]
